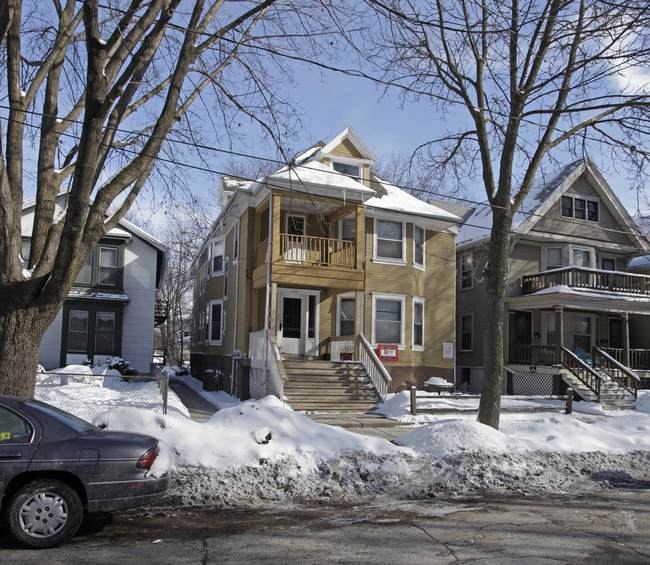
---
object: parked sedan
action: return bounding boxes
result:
[0,396,170,548]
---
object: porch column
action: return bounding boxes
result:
[269,283,278,333]
[354,290,363,358]
[555,307,564,364]
[621,312,630,367]
[271,193,282,262]
[355,205,363,269]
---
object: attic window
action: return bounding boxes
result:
[333,162,360,181]
[561,196,599,222]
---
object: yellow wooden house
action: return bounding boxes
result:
[190,127,464,410]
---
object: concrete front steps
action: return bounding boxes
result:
[562,373,636,410]
[282,359,380,412]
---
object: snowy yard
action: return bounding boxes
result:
[35,365,650,507]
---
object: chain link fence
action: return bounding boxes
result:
[35,367,169,423]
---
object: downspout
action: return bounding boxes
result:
[231,248,240,396]
[263,192,274,389]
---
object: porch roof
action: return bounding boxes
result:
[507,285,650,315]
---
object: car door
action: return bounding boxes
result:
[0,404,41,495]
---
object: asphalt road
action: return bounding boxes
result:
[1,490,649,563]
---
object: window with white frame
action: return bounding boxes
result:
[561,196,599,222]
[572,248,592,267]
[413,226,425,268]
[210,239,224,274]
[223,258,229,298]
[338,296,356,336]
[545,312,556,346]
[374,219,405,262]
[372,294,405,346]
[210,300,223,344]
[287,215,305,236]
[460,313,473,351]
[413,298,425,349]
[340,217,355,242]
[203,303,209,342]
[460,252,473,289]
[333,161,360,181]
[546,247,564,270]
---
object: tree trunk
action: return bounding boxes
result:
[0,304,57,398]
[477,208,513,430]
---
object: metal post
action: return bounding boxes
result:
[565,387,573,415]
[410,385,417,416]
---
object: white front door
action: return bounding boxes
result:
[276,289,319,356]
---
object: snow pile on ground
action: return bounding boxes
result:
[33,367,650,506]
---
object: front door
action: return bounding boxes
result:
[276,290,319,356]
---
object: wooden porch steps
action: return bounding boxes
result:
[282,359,380,413]
[561,373,636,409]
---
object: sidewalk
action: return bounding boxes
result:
[169,378,218,422]
[169,378,414,439]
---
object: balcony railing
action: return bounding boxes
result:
[508,344,556,366]
[256,235,357,269]
[522,267,650,296]
[601,348,650,370]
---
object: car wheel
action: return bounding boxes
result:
[7,479,83,549]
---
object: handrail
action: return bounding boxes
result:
[593,346,639,400]
[357,333,392,400]
[265,331,287,399]
[561,346,605,402]
[280,233,356,269]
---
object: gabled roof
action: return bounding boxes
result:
[457,158,650,253]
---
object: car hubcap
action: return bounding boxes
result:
[19,492,68,538]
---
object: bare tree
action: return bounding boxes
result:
[0,0,334,397]
[354,0,650,428]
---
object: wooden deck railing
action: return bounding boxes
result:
[593,347,639,399]
[522,267,650,296]
[508,344,556,365]
[601,348,650,370]
[561,346,605,402]
[280,234,356,268]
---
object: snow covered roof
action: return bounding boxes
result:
[366,176,462,222]
[457,158,649,252]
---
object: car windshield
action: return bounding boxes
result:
[25,400,99,434]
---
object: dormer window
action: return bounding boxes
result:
[561,196,599,222]
[333,161,360,181]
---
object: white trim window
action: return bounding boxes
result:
[374,219,406,264]
[287,214,306,236]
[572,247,592,267]
[333,160,361,181]
[223,258,229,298]
[459,313,473,351]
[209,238,224,274]
[413,297,425,350]
[337,295,356,336]
[339,217,355,242]
[413,226,425,269]
[209,300,223,344]
[545,247,564,270]
[372,293,405,347]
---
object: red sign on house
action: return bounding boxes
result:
[378,344,398,361]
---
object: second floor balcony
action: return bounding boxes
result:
[522,267,650,297]
[253,233,364,290]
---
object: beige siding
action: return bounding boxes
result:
[330,139,363,159]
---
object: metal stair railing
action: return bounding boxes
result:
[561,346,605,402]
[592,347,640,400]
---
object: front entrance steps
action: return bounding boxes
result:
[282,359,380,412]
[561,372,636,410]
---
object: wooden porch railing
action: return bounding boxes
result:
[280,234,356,268]
[593,347,640,400]
[522,267,650,296]
[561,346,605,402]
[602,348,650,370]
[508,344,556,366]
[357,334,392,400]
